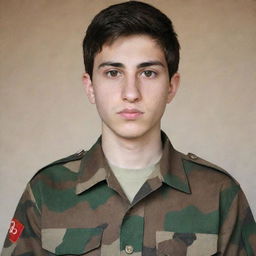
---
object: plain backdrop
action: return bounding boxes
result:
[0,0,255,249]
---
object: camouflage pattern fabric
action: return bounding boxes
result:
[1,132,256,255]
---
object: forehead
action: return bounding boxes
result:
[94,35,166,66]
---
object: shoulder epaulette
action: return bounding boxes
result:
[38,149,86,172]
[184,152,238,183]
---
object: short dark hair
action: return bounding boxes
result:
[83,1,180,79]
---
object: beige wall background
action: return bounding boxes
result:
[0,0,255,248]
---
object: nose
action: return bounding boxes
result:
[121,76,142,103]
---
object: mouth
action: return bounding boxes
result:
[117,108,144,120]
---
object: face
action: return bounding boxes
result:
[83,35,180,140]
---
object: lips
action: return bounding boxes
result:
[117,108,144,119]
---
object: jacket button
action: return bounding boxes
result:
[125,245,134,254]
[188,153,198,160]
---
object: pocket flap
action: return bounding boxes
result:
[156,231,218,256]
[42,227,103,255]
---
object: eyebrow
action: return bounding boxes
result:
[137,61,164,69]
[97,61,165,69]
[98,62,124,69]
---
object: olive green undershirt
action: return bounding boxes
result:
[109,162,158,202]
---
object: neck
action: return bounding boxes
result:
[102,126,162,169]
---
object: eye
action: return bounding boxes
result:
[142,70,157,78]
[106,70,121,77]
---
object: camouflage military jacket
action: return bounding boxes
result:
[2,132,256,256]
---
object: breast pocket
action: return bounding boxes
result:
[42,227,103,255]
[156,231,218,256]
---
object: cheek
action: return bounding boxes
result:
[144,86,169,106]
[145,91,169,118]
[94,100,109,121]
[93,89,116,117]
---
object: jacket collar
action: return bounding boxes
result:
[76,131,191,195]
[158,132,190,193]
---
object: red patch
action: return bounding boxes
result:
[8,219,24,243]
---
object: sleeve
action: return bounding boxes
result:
[1,183,46,256]
[218,181,256,256]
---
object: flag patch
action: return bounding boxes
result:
[8,218,24,243]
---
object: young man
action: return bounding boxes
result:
[1,1,256,256]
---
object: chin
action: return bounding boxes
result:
[103,119,159,141]
[113,126,152,141]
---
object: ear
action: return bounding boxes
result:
[167,72,180,103]
[82,73,95,104]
